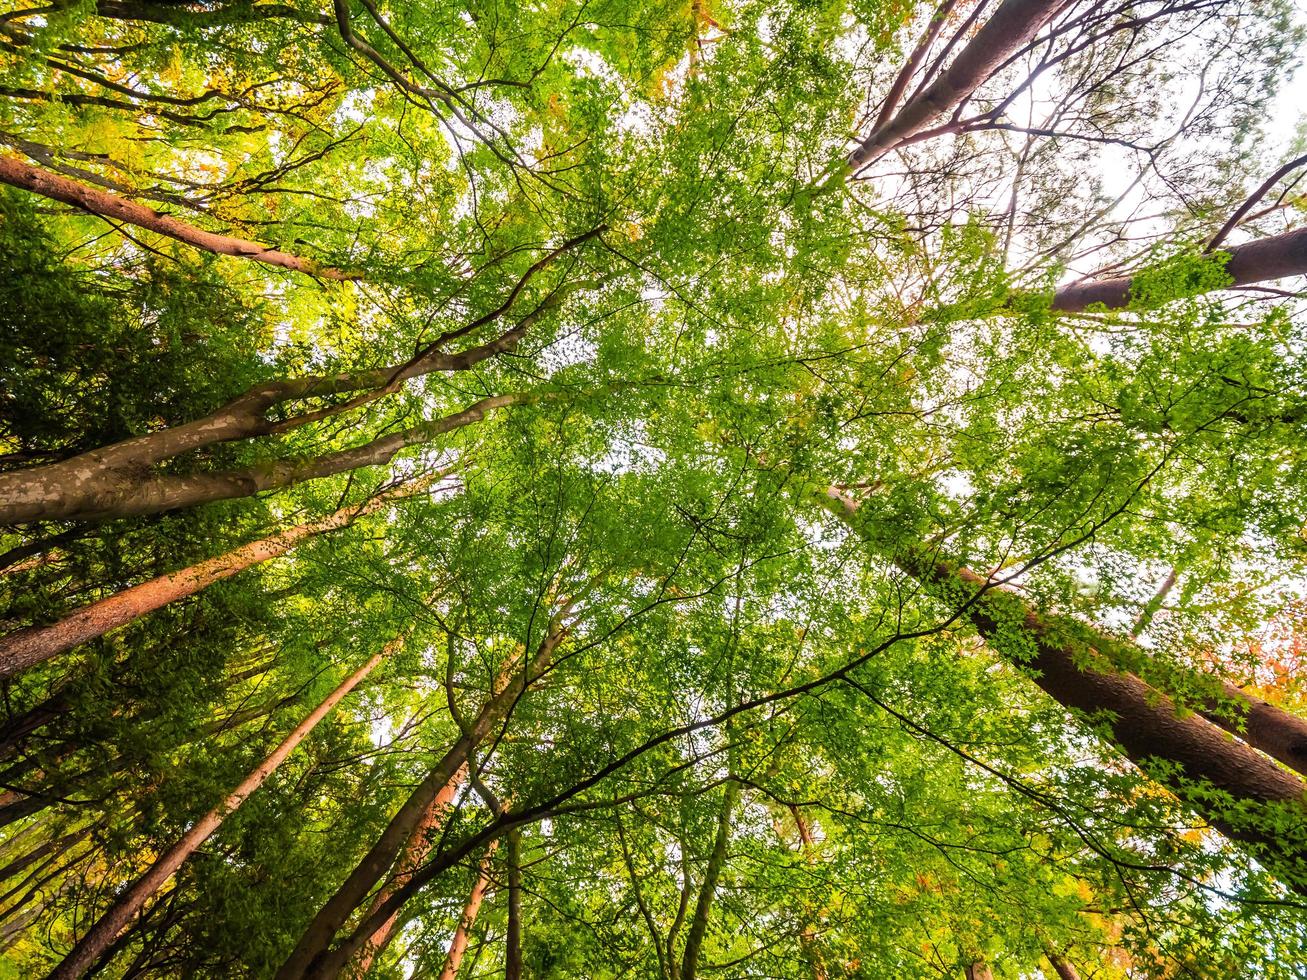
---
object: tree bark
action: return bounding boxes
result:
[786,806,828,980]
[44,635,403,980]
[0,155,356,280]
[1050,225,1307,312]
[964,961,994,980]
[1200,683,1307,780]
[349,761,471,975]
[0,233,601,526]
[0,478,435,678]
[276,621,570,980]
[846,0,1064,172]
[0,392,508,525]
[679,779,738,980]
[1045,949,1080,980]
[819,489,1307,891]
[434,843,498,980]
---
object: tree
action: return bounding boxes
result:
[2,0,1306,977]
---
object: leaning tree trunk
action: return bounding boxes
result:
[0,232,600,527]
[0,477,436,678]
[276,619,571,980]
[0,154,356,280]
[0,391,507,525]
[434,842,499,980]
[349,761,471,975]
[844,0,1064,173]
[1045,949,1080,980]
[818,489,1307,893]
[1050,225,1307,312]
[44,634,403,980]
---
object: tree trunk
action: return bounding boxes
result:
[0,479,432,678]
[1050,226,1307,312]
[276,622,570,980]
[44,635,403,980]
[679,779,738,980]
[964,961,994,980]
[435,843,498,980]
[1200,683,1307,780]
[0,392,503,525]
[505,828,523,980]
[845,0,1064,172]
[349,761,471,975]
[0,154,356,280]
[819,489,1307,892]
[1045,949,1080,980]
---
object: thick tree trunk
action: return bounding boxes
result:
[0,392,503,525]
[44,635,402,980]
[277,622,570,980]
[846,0,1064,172]
[505,828,523,980]
[1201,683,1307,780]
[1045,950,1080,980]
[435,843,498,980]
[1050,225,1307,311]
[964,961,994,980]
[0,155,356,280]
[819,490,1307,890]
[679,779,738,980]
[0,479,431,678]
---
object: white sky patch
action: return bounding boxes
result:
[333,88,377,127]
[538,330,598,374]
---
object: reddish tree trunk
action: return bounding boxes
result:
[350,761,471,975]
[435,843,499,980]
[0,480,430,678]
[0,155,356,280]
[1046,950,1080,980]
[45,636,402,980]
[505,828,523,980]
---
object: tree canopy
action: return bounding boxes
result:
[1,1,1306,977]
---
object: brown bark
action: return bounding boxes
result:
[872,0,961,133]
[0,390,514,525]
[679,779,738,980]
[819,490,1307,890]
[964,961,994,980]
[434,843,498,980]
[1050,225,1307,312]
[0,155,356,280]
[0,479,434,678]
[1046,949,1080,980]
[350,761,471,975]
[1201,683,1307,781]
[846,0,1064,172]
[277,619,571,980]
[45,635,403,980]
[787,807,828,980]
